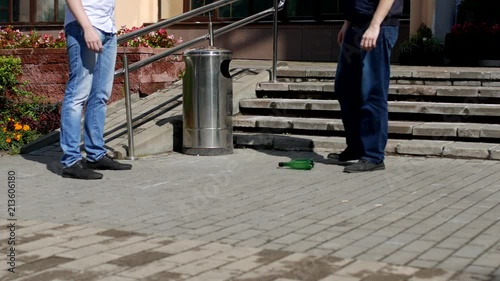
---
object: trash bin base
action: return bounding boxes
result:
[183,147,233,156]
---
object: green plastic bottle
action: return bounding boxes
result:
[278,159,314,170]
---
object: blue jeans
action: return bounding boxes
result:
[335,24,399,163]
[60,22,117,168]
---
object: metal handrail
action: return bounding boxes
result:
[116,0,286,159]
[116,0,240,44]
[115,2,285,77]
[115,0,286,77]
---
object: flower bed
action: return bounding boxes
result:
[0,56,61,154]
[445,22,500,66]
[0,26,185,153]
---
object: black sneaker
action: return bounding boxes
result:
[62,160,103,180]
[86,155,132,170]
[327,149,361,164]
[344,159,385,173]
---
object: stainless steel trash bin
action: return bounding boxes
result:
[182,46,233,155]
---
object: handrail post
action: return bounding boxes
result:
[272,0,279,82]
[122,49,136,160]
[209,12,215,46]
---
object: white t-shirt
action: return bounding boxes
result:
[64,0,116,33]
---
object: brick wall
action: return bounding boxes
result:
[0,47,185,104]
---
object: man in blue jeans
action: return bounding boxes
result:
[60,0,131,180]
[328,0,402,173]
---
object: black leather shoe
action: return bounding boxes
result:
[62,160,103,180]
[344,159,385,173]
[86,155,132,170]
[327,149,361,164]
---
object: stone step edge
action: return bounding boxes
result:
[103,86,184,159]
[239,98,500,116]
[276,68,500,80]
[257,82,500,98]
[107,115,182,159]
[233,132,500,160]
[233,115,500,139]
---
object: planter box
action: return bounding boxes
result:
[444,33,500,66]
[0,47,185,104]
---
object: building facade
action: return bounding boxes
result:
[0,0,458,62]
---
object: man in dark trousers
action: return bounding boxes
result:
[328,0,403,173]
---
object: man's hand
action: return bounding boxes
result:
[361,0,394,51]
[84,28,103,53]
[361,24,380,51]
[66,0,102,53]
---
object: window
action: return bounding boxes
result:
[188,0,274,20]
[186,0,410,21]
[0,0,65,25]
[0,0,8,23]
[0,0,29,23]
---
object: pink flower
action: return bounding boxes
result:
[1,25,180,49]
[117,25,181,48]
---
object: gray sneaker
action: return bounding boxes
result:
[343,159,385,173]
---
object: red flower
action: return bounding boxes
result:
[451,22,500,36]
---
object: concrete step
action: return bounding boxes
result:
[233,115,500,140]
[233,132,500,160]
[276,65,500,81]
[103,84,184,159]
[257,82,500,99]
[239,98,500,117]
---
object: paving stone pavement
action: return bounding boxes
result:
[0,148,499,280]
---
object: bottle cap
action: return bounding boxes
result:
[278,162,285,167]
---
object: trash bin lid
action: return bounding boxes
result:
[183,46,232,57]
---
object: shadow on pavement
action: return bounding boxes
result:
[235,134,347,166]
[21,149,63,177]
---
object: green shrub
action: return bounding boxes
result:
[0,56,22,93]
[0,55,61,153]
[399,24,443,66]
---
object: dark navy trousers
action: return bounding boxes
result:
[335,23,399,163]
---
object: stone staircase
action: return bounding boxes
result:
[25,61,500,160]
[233,64,500,160]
